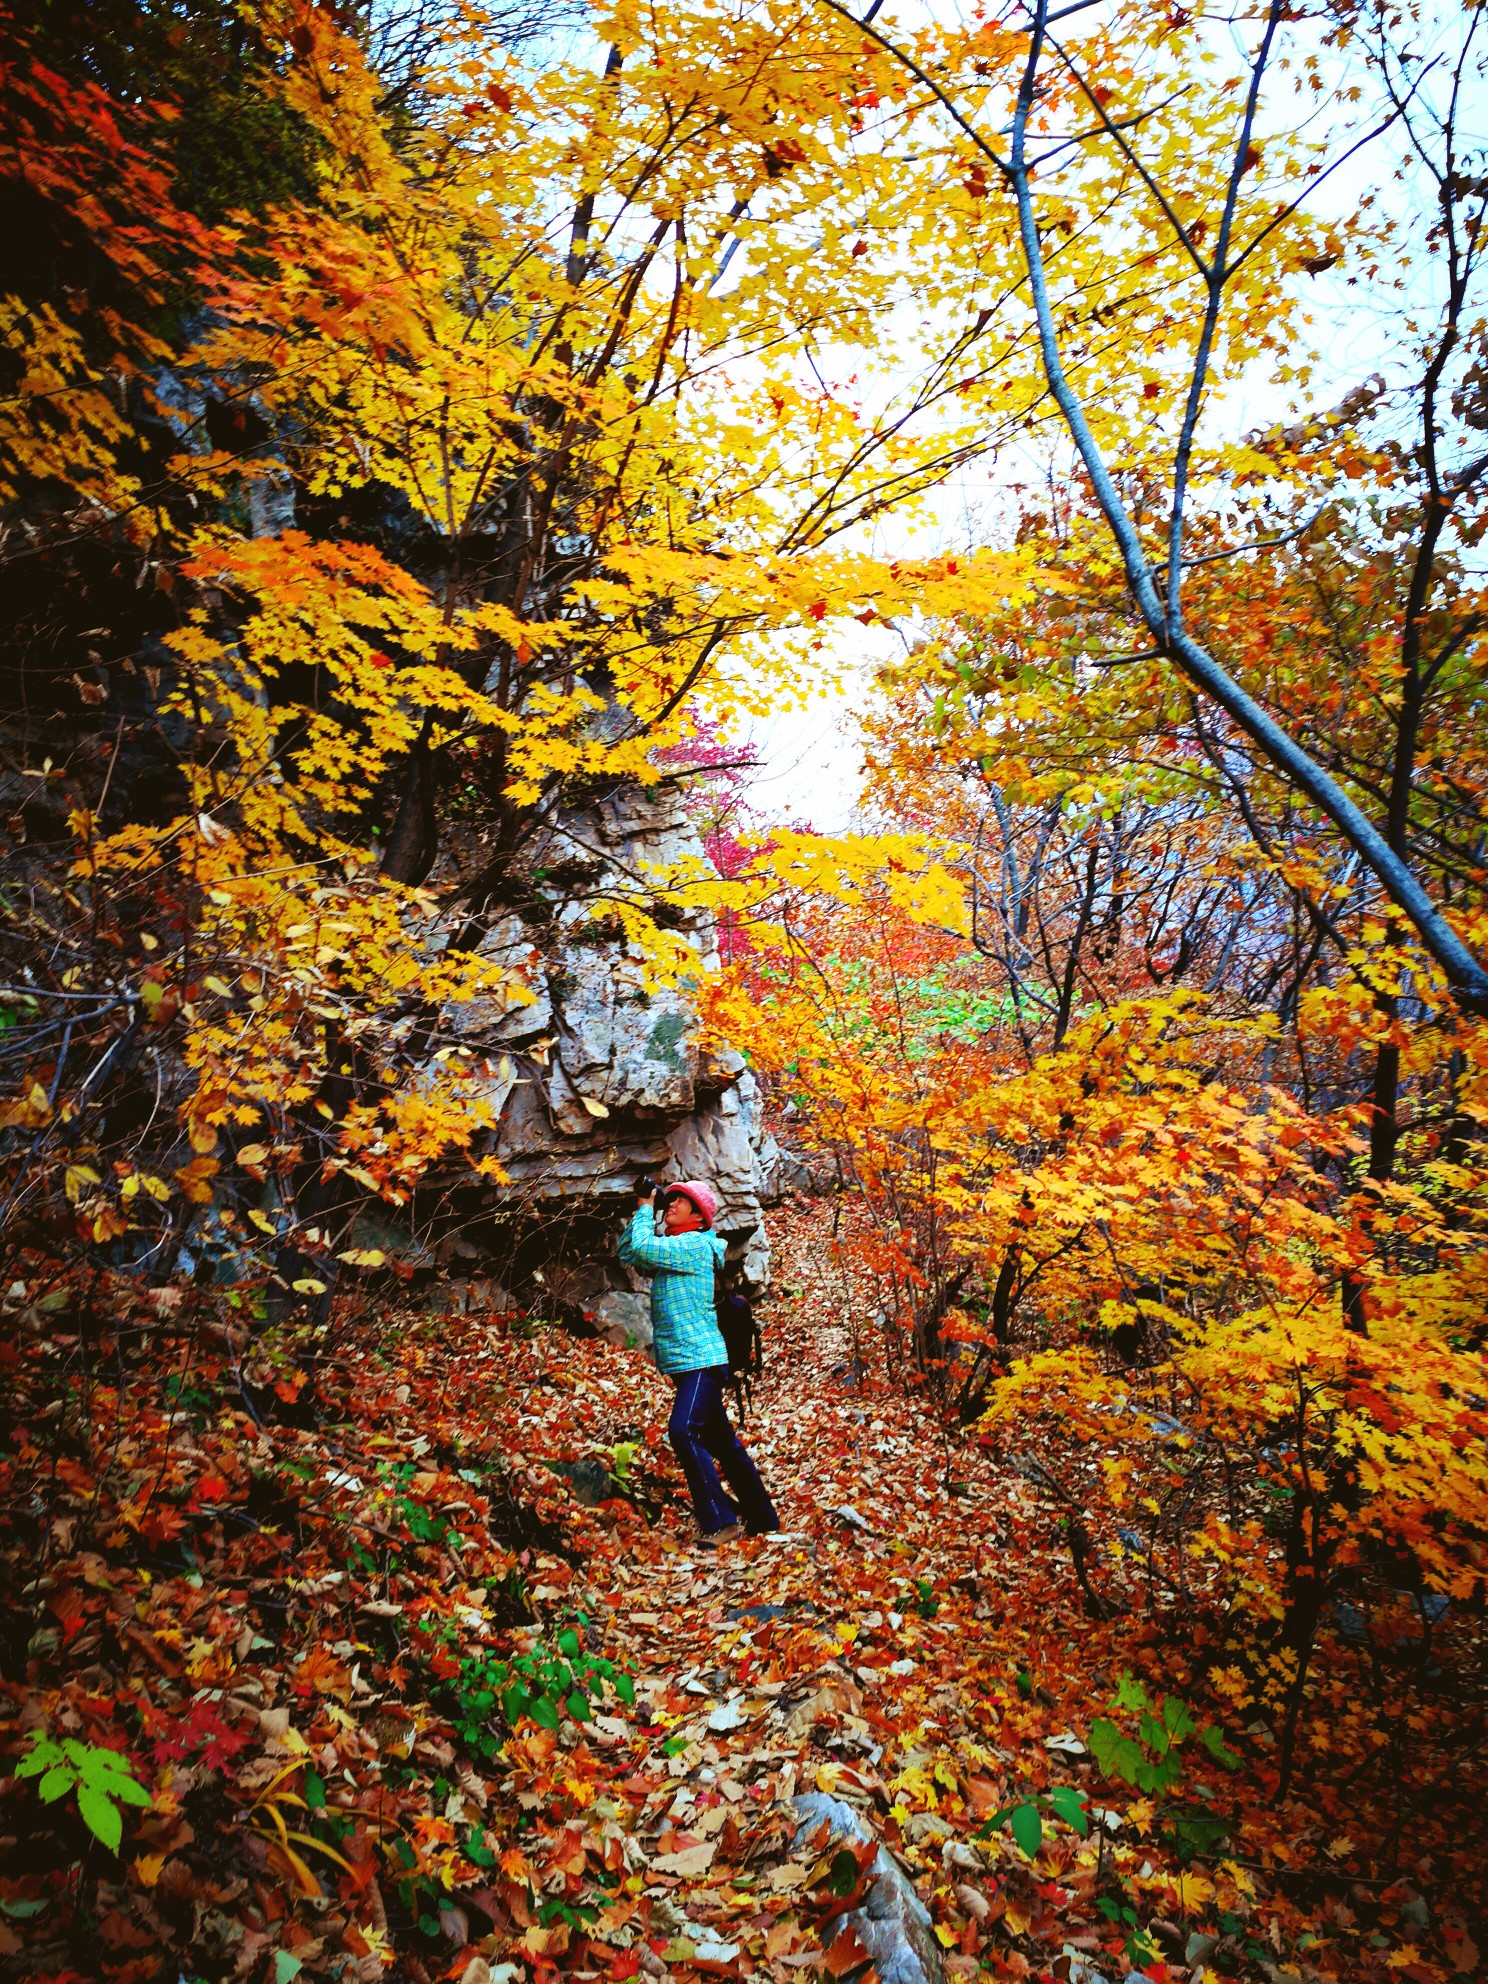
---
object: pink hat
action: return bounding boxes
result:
[664,1179,718,1228]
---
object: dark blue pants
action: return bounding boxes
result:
[668,1367,780,1536]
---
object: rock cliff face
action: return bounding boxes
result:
[149,378,802,1316]
[427,778,787,1338]
[18,363,816,1324]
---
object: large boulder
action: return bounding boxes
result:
[428,777,783,1306]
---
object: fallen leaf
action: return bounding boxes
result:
[649,1842,716,1877]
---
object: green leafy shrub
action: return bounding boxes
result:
[17,1735,152,1851]
[1089,1672,1240,1860]
[437,1625,635,1759]
[980,1782,1088,1858]
[1089,1671,1239,1795]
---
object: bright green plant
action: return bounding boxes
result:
[607,1441,640,1484]
[1089,1672,1239,1795]
[895,1576,939,1620]
[1096,1878,1161,1969]
[979,1783,1088,1859]
[17,1735,152,1851]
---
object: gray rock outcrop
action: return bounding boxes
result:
[426,776,795,1310]
[792,1792,945,1984]
[73,367,821,1321]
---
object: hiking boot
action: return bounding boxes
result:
[696,1521,744,1549]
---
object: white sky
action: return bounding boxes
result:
[734,1,1461,831]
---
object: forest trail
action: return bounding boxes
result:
[11,1195,1455,1983]
[480,1203,1125,1983]
[8,1,1486,1974]
[5,1194,1295,1984]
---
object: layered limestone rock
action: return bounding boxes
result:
[429,777,791,1325]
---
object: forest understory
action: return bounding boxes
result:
[4,1205,1480,1984]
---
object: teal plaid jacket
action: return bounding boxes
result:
[617,1205,728,1375]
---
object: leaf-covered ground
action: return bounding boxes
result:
[2,1207,1478,1983]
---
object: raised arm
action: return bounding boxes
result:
[617,1202,703,1274]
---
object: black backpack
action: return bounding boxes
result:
[714,1252,762,1410]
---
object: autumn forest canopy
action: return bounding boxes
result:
[2,0,1488,1979]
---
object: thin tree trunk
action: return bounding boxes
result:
[381,712,440,886]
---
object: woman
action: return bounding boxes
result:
[618,1178,781,1546]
